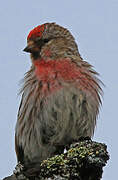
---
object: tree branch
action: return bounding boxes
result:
[3,140,109,180]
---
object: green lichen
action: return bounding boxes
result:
[38,140,109,179]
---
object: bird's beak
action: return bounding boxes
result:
[23,45,33,53]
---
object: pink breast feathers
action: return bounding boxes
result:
[33,59,99,99]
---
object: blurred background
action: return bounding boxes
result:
[0,1,117,179]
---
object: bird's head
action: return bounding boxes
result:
[24,23,79,60]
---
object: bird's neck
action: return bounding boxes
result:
[33,58,92,87]
[33,59,75,82]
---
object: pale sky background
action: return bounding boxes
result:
[0,1,117,179]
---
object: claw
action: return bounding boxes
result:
[13,162,24,175]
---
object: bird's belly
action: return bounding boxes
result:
[16,82,97,164]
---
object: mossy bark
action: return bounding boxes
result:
[3,140,109,180]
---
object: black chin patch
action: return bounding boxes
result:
[31,52,41,60]
[31,38,50,60]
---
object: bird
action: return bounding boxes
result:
[15,22,102,174]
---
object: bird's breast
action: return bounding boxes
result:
[33,59,80,96]
[33,59,99,100]
[34,59,81,81]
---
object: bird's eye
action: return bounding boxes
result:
[43,39,50,43]
[35,38,50,45]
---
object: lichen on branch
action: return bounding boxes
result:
[3,140,109,180]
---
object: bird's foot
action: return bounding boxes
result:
[13,162,24,175]
[78,136,91,141]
